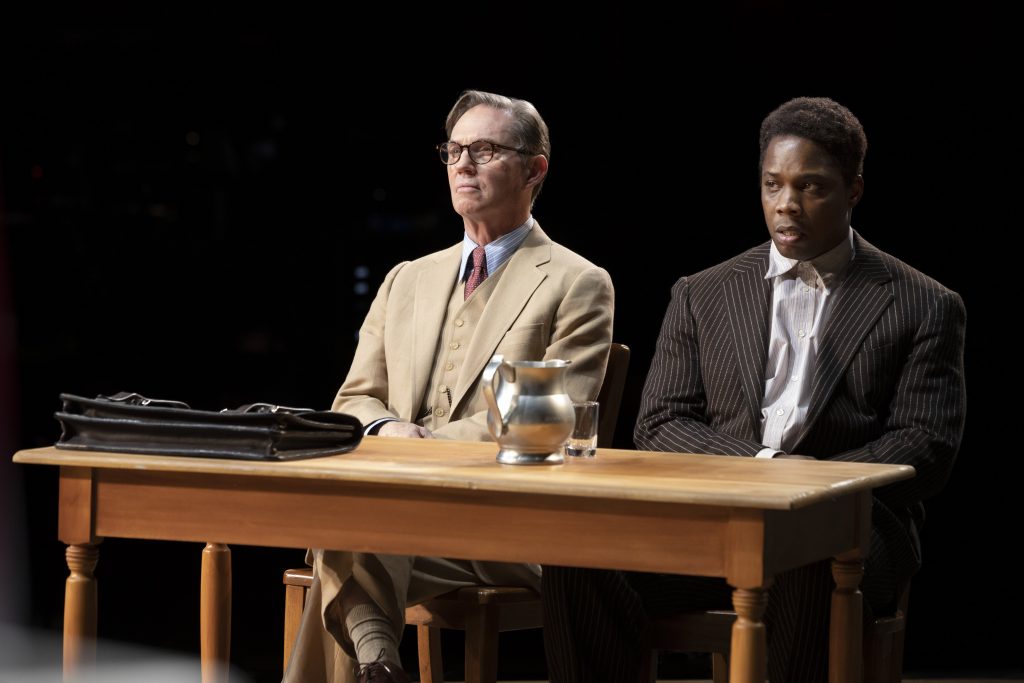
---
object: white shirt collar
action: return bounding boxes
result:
[459,216,534,281]
[765,227,856,292]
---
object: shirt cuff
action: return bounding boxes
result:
[755,447,783,459]
[364,417,398,435]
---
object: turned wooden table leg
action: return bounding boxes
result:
[63,542,99,679]
[830,555,864,683]
[729,586,767,683]
[201,542,232,683]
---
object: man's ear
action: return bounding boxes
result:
[525,154,549,189]
[848,174,864,208]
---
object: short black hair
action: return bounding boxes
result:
[759,97,867,184]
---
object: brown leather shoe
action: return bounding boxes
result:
[355,660,411,683]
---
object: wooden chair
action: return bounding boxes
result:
[595,342,630,452]
[641,580,911,683]
[283,342,631,683]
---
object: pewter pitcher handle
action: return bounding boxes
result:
[482,354,507,438]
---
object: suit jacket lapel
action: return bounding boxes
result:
[798,234,893,444]
[451,226,550,413]
[407,244,461,418]
[724,246,773,432]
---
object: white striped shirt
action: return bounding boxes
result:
[459,216,534,284]
[756,228,855,457]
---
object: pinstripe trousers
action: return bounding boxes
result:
[542,523,898,683]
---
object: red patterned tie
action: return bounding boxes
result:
[464,245,488,300]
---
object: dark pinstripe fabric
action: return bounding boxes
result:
[543,234,966,683]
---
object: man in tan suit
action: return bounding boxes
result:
[284,90,614,683]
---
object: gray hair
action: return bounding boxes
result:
[445,90,550,201]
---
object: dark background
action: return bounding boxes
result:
[1,4,1016,681]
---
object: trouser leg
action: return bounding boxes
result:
[287,549,540,682]
[544,526,898,683]
[542,565,729,683]
[283,568,357,683]
[765,524,900,683]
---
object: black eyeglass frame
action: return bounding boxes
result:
[437,139,530,165]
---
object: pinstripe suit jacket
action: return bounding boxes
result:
[634,232,966,579]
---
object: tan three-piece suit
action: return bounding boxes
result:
[283,224,614,681]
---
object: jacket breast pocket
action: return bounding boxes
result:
[846,342,899,408]
[496,322,547,361]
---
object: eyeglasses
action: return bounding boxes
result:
[437,139,529,165]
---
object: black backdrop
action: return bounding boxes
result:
[1,5,1017,681]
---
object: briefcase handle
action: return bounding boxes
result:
[228,402,315,415]
[101,391,191,410]
[103,392,313,416]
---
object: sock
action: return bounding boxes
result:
[345,602,401,666]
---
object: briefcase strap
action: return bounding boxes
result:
[101,392,191,410]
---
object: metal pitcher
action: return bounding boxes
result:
[482,354,575,465]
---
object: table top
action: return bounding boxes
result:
[14,437,913,511]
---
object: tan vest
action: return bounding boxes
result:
[417,263,507,431]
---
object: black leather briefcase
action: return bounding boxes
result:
[54,392,363,461]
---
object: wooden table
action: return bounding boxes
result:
[14,438,913,683]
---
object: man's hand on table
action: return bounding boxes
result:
[378,421,435,439]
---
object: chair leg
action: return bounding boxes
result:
[464,604,499,683]
[639,650,658,683]
[865,627,905,683]
[417,624,444,683]
[890,626,906,682]
[283,583,307,672]
[711,652,729,683]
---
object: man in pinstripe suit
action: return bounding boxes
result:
[543,97,966,682]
